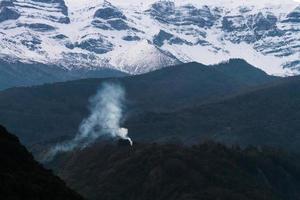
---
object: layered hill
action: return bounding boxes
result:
[0,124,83,199]
[48,141,300,200]
[0,0,300,76]
[0,59,127,90]
[126,75,300,152]
[0,60,276,146]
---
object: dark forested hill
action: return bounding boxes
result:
[126,76,300,152]
[0,125,83,199]
[0,59,276,146]
[48,141,300,200]
[123,59,276,111]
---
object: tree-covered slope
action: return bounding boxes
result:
[48,141,300,200]
[126,76,300,152]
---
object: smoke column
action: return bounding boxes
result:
[45,82,132,161]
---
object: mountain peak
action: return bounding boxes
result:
[65,0,299,9]
[1,0,300,76]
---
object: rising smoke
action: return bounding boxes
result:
[45,82,132,161]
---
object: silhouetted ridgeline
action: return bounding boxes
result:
[0,125,84,200]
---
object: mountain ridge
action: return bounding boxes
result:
[0,0,300,76]
[0,60,277,148]
[125,74,300,152]
[0,59,127,90]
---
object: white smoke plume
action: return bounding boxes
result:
[45,82,132,161]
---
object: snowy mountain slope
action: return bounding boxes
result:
[0,0,299,76]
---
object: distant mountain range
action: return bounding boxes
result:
[0,0,300,77]
[0,59,127,90]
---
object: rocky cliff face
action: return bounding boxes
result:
[0,0,299,75]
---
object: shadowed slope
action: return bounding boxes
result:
[126,76,300,152]
[0,125,84,200]
[48,141,300,200]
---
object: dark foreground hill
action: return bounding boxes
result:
[0,125,83,200]
[126,75,300,153]
[48,141,300,200]
[0,59,276,145]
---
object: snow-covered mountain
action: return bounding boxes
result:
[0,0,300,76]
